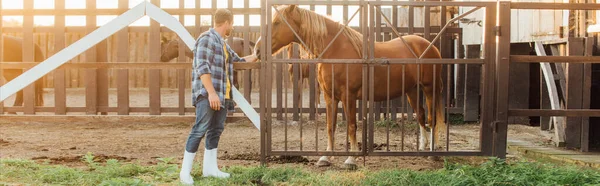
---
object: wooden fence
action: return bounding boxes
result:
[1,0,468,116]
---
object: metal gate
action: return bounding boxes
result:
[257,0,505,165]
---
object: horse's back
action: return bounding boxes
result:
[375,35,441,59]
[2,35,45,62]
[2,35,24,62]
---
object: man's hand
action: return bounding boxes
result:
[243,54,259,63]
[208,92,221,110]
[200,74,221,110]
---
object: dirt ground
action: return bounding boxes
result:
[0,114,554,171]
[1,88,557,171]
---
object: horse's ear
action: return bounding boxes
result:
[287,5,297,13]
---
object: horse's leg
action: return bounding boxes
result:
[405,88,428,151]
[316,93,338,167]
[316,82,321,116]
[342,94,358,169]
[3,70,23,114]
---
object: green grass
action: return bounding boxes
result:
[1,155,599,186]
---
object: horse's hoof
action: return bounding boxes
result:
[344,163,358,170]
[316,160,331,167]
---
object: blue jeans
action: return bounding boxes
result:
[184,97,230,153]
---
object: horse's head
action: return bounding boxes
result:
[160,36,181,62]
[254,5,304,59]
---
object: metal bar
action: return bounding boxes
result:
[260,0,268,166]
[361,2,368,160]
[366,151,481,156]
[375,6,418,58]
[268,59,486,64]
[268,150,481,156]
[480,4,497,156]
[493,1,511,159]
[369,1,494,7]
[511,55,600,63]
[284,55,289,151]
[419,7,482,59]
[368,3,376,154]
[510,2,600,10]
[424,5,431,41]
[269,0,363,6]
[509,109,600,117]
[0,0,3,115]
[266,0,274,162]
[0,26,461,34]
[317,8,361,59]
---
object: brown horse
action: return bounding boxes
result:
[2,35,45,113]
[160,36,255,88]
[254,5,446,169]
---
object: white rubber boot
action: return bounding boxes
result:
[179,150,196,185]
[202,148,230,178]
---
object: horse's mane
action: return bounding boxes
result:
[279,6,364,59]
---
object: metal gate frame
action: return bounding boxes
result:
[258,0,507,165]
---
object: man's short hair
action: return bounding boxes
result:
[214,9,233,26]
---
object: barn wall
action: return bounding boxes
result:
[460,0,565,45]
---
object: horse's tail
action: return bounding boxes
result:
[434,66,446,146]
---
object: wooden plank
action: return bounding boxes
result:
[580,37,593,152]
[0,62,261,70]
[565,37,584,149]
[117,0,130,115]
[53,0,67,114]
[23,0,35,115]
[535,41,566,147]
[85,0,98,115]
[97,40,109,115]
[178,0,186,115]
[149,0,162,115]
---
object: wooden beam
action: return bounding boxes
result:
[565,37,585,149]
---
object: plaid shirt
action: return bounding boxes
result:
[192,28,246,108]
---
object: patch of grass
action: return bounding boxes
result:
[1,157,599,185]
[375,119,396,128]
[447,114,477,125]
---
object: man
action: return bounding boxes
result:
[179,8,258,184]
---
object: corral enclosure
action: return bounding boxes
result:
[1,0,599,167]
